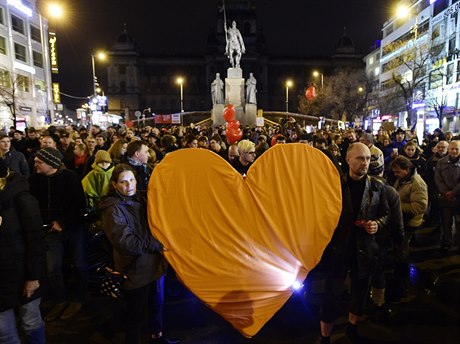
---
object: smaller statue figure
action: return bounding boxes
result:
[225,21,246,68]
[246,73,257,105]
[211,73,224,105]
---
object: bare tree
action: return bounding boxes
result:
[425,88,447,128]
[384,32,432,128]
[0,69,28,129]
[298,68,367,123]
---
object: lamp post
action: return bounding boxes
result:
[285,80,293,113]
[312,70,323,88]
[91,51,106,96]
[176,77,184,112]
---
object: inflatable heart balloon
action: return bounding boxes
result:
[223,104,236,122]
[148,144,342,337]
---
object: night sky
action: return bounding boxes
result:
[40,0,392,109]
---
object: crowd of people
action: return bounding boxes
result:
[0,119,459,343]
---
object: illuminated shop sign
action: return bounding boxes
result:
[49,32,59,74]
[444,1,460,19]
[52,83,61,104]
[7,0,32,17]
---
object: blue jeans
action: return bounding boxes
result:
[46,226,88,303]
[0,298,45,344]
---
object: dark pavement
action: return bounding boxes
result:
[44,226,460,344]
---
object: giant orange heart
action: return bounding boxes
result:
[148,144,342,337]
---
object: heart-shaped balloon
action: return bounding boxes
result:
[148,144,342,337]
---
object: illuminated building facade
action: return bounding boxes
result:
[366,0,460,134]
[0,0,54,131]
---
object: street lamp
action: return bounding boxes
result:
[285,79,293,113]
[176,77,184,112]
[91,51,107,96]
[312,70,323,88]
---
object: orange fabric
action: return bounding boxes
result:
[148,144,342,337]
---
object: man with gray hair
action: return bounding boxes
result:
[359,133,384,171]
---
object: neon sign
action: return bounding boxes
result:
[52,83,60,104]
[49,32,59,74]
[7,0,32,17]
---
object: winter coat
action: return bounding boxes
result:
[0,172,45,311]
[394,171,428,228]
[28,166,86,229]
[2,150,29,177]
[324,174,389,279]
[81,163,114,208]
[373,177,404,246]
[434,155,460,207]
[98,190,165,290]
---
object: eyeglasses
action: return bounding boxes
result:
[247,151,256,155]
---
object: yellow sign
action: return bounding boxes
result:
[49,31,59,74]
[52,83,60,104]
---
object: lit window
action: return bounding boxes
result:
[374,67,380,76]
[0,69,10,87]
[16,75,30,92]
[0,36,6,55]
[368,56,374,65]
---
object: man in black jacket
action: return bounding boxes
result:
[28,147,87,321]
[319,143,389,344]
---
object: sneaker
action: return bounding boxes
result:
[44,302,68,322]
[149,336,180,344]
[60,302,82,320]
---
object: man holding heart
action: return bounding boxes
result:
[320,142,389,344]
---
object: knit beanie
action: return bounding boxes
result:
[369,155,384,176]
[36,147,63,169]
[94,150,112,164]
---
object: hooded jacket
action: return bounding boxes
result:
[81,162,114,208]
[98,190,165,290]
[0,172,45,311]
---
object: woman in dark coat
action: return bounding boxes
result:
[0,159,46,343]
[99,164,174,344]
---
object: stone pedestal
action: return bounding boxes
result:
[211,67,259,128]
[211,104,225,127]
[244,103,257,127]
[225,68,245,108]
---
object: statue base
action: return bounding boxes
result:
[227,67,242,78]
[211,104,226,127]
[244,103,257,127]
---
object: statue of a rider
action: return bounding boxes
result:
[225,21,246,68]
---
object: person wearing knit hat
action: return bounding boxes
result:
[94,150,112,165]
[29,146,87,321]
[368,155,384,176]
[35,147,63,170]
[82,150,114,209]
